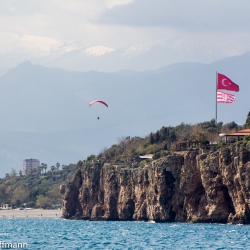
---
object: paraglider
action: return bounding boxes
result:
[89,100,108,107]
[89,100,108,120]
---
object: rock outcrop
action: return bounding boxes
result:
[60,144,250,224]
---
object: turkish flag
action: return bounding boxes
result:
[217,73,239,92]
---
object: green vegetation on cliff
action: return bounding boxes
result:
[0,166,76,209]
[1,112,250,208]
[96,119,245,164]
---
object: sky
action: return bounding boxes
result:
[1,0,250,52]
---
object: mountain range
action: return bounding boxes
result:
[1,33,250,76]
[0,51,250,177]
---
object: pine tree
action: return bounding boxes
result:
[155,131,160,143]
[149,133,155,144]
[245,111,250,128]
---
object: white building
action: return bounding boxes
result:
[139,154,153,159]
[23,158,40,175]
[219,129,250,143]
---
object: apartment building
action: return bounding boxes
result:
[23,158,40,175]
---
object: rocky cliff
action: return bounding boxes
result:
[60,144,250,224]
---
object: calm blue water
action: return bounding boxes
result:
[0,219,249,249]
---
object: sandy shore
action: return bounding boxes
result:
[0,209,62,218]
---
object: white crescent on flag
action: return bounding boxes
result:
[222,79,230,87]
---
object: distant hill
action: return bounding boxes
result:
[0,53,249,176]
[0,165,76,209]
[1,34,250,75]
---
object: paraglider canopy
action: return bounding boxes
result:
[89,100,108,107]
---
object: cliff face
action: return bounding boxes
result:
[60,144,250,224]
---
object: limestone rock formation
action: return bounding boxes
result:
[60,144,250,224]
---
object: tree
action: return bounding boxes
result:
[149,133,155,144]
[47,186,61,205]
[62,165,68,172]
[195,133,207,142]
[36,195,52,208]
[41,163,45,173]
[5,186,14,198]
[12,186,30,204]
[87,154,96,161]
[0,184,7,200]
[50,165,55,175]
[169,131,177,142]
[56,162,60,171]
[160,126,169,141]
[117,136,130,151]
[9,168,17,177]
[163,143,168,150]
[44,164,47,173]
[19,170,22,176]
[245,111,250,128]
[176,123,193,141]
[146,144,157,154]
[155,131,160,142]
[226,121,238,130]
[39,166,44,174]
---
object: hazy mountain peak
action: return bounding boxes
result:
[84,46,115,56]
[121,44,150,58]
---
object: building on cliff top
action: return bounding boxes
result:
[139,154,153,159]
[220,129,250,143]
[23,158,40,175]
[175,141,201,151]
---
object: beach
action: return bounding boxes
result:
[0,209,62,218]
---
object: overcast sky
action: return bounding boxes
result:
[1,0,250,50]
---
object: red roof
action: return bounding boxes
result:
[227,129,250,136]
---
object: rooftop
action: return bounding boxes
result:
[139,154,153,159]
[226,129,250,136]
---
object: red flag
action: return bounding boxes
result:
[217,73,239,92]
[217,91,235,103]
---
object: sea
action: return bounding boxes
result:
[0,219,249,249]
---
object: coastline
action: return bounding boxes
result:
[0,209,62,218]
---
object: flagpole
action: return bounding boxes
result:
[215,71,217,123]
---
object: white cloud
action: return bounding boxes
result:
[0,0,137,47]
[0,0,250,63]
[104,0,134,9]
[96,0,250,33]
[0,33,64,54]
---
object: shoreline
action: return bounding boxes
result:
[0,209,62,218]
